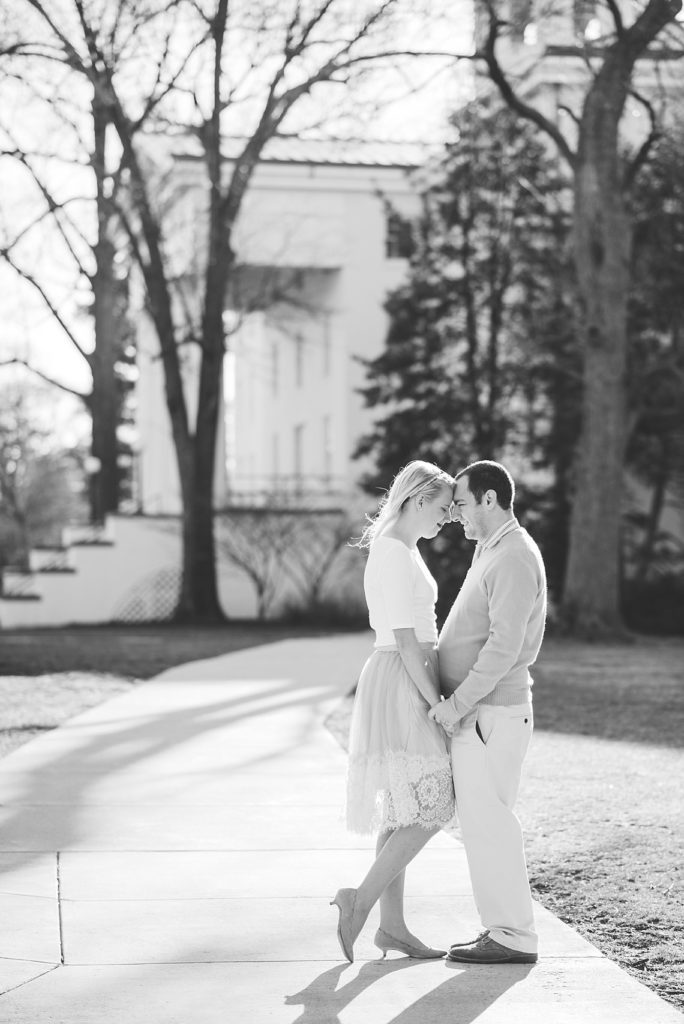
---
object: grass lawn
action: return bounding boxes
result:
[522,638,684,1011]
[0,626,682,1010]
[0,622,338,758]
[0,621,338,679]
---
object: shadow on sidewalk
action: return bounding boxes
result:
[0,671,337,882]
[285,959,533,1024]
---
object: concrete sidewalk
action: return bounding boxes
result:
[0,632,681,1023]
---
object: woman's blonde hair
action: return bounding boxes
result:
[355,460,454,548]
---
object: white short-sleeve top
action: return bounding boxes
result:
[364,535,438,647]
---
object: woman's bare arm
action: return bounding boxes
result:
[392,628,441,706]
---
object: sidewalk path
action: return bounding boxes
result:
[0,633,681,1023]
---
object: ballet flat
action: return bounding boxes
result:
[374,927,447,959]
[330,887,357,963]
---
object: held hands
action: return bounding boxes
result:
[428,697,462,737]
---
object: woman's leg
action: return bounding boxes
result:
[351,824,437,943]
[376,830,406,934]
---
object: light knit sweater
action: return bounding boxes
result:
[364,535,438,647]
[438,518,547,718]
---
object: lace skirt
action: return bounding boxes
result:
[346,646,455,835]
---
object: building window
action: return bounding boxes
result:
[271,339,278,395]
[294,334,304,388]
[294,423,304,490]
[385,209,414,260]
[322,314,331,377]
[272,433,279,481]
[322,416,332,483]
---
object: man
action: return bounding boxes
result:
[428,460,546,965]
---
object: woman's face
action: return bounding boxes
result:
[417,482,454,539]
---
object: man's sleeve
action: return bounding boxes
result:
[448,552,540,718]
[378,547,415,630]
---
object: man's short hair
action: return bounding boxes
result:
[455,460,515,510]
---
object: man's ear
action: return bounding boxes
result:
[484,489,497,508]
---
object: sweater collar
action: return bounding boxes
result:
[478,517,520,554]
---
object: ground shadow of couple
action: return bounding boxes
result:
[285,955,534,1024]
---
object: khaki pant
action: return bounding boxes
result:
[450,703,537,954]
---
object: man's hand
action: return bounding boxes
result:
[428,697,461,736]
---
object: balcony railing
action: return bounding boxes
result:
[62,523,115,547]
[29,547,74,573]
[221,474,349,511]
[1,568,41,600]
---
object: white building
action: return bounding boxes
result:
[136,137,424,515]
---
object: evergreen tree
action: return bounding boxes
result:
[355,105,576,611]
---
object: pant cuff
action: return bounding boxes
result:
[489,929,538,955]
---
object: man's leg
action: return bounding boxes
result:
[451,703,536,955]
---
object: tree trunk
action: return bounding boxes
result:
[175,461,224,623]
[89,232,121,523]
[561,141,631,635]
[88,331,120,523]
[172,203,229,622]
[481,0,682,637]
[557,1,679,636]
[89,92,121,524]
[173,349,226,623]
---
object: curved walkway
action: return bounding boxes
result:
[0,633,681,1023]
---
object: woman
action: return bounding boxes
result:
[331,460,455,963]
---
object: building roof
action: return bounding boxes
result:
[170,133,429,169]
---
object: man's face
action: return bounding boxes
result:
[452,477,488,542]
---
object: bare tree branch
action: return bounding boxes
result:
[604,0,625,38]
[286,0,337,59]
[623,88,661,188]
[0,148,93,277]
[105,193,148,273]
[480,3,577,168]
[24,0,90,73]
[0,358,89,400]
[0,182,85,256]
[132,31,209,133]
[558,104,581,126]
[0,249,90,363]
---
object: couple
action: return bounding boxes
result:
[331,459,547,965]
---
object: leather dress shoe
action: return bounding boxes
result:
[449,929,489,950]
[446,934,537,964]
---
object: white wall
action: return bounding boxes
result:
[0,513,369,628]
[0,516,260,628]
[135,155,419,510]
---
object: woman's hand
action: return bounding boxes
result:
[428,697,461,736]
